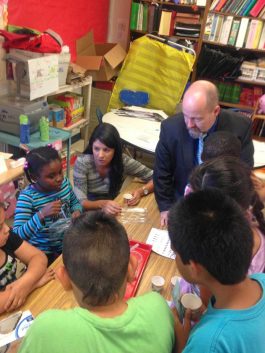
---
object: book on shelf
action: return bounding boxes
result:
[210,0,221,10]
[245,19,263,49]
[259,6,265,18]
[253,86,263,104]
[203,13,214,40]
[158,10,173,36]
[208,14,219,41]
[215,0,229,12]
[250,0,265,17]
[235,18,249,48]
[153,4,163,32]
[219,15,233,44]
[130,1,139,31]
[237,0,256,16]
[148,4,156,33]
[234,0,249,15]
[175,12,200,25]
[258,23,265,49]
[214,15,224,42]
[242,0,258,16]
[136,3,143,31]
[227,19,240,46]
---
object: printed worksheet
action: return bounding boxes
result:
[146,228,176,260]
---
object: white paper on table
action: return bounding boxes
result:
[253,140,265,168]
[146,228,176,260]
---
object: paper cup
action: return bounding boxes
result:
[151,275,165,292]
[180,293,202,321]
[123,193,133,205]
[170,275,180,290]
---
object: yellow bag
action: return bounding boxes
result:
[108,35,195,116]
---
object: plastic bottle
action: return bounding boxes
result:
[19,114,30,144]
[39,116,50,142]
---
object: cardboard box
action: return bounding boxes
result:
[76,31,127,81]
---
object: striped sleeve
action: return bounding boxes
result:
[123,154,153,182]
[66,178,83,213]
[73,156,89,202]
[13,192,44,241]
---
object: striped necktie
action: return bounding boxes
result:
[197,134,206,165]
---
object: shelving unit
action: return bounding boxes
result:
[129,0,211,60]
[47,76,92,145]
[193,0,265,112]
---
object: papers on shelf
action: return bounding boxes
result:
[146,228,176,260]
[253,140,265,168]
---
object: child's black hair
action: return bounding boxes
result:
[63,211,130,306]
[201,131,241,162]
[24,146,61,183]
[168,189,253,285]
[189,156,265,235]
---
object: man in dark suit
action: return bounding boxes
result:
[154,80,254,226]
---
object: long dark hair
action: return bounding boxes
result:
[189,156,265,234]
[24,146,61,183]
[84,123,124,199]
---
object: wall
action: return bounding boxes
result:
[7,0,110,61]
[107,0,130,50]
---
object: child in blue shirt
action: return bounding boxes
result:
[13,146,82,264]
[168,189,265,353]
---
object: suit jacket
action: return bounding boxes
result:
[154,109,254,212]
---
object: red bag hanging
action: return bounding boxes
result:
[0,29,62,53]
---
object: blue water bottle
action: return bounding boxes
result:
[19,114,30,144]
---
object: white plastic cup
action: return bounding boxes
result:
[151,275,165,292]
[180,293,202,321]
[123,193,133,206]
[170,275,180,290]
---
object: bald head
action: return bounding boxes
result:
[182,80,220,139]
[183,80,219,112]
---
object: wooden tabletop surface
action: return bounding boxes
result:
[0,181,178,321]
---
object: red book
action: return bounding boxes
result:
[215,0,229,12]
[250,0,265,17]
[170,11,177,36]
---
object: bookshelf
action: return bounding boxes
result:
[194,0,265,111]
[129,0,211,58]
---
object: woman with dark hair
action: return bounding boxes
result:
[73,123,153,215]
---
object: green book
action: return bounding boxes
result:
[228,19,240,46]
[223,83,233,102]
[217,82,227,101]
[243,0,257,16]
[231,84,241,103]
[130,2,140,30]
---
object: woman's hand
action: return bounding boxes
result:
[40,201,62,218]
[102,200,122,215]
[127,190,142,206]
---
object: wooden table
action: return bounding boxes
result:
[0,181,178,320]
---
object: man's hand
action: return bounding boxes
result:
[160,210,169,227]
[127,190,141,206]
[172,307,192,353]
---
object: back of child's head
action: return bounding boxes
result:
[168,189,253,285]
[189,156,265,233]
[24,146,61,183]
[189,156,253,210]
[201,131,241,162]
[63,211,130,306]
